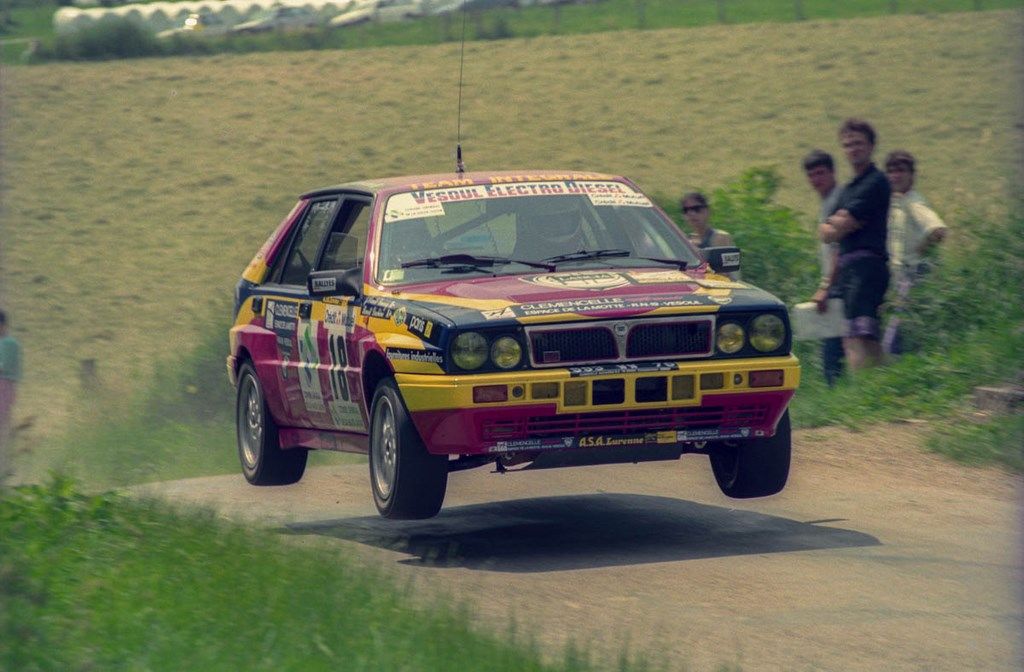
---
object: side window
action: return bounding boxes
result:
[320,199,371,272]
[279,199,339,286]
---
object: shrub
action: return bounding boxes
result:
[44,17,163,60]
[661,166,818,305]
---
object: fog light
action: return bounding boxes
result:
[473,385,508,403]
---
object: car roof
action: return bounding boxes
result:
[300,169,628,200]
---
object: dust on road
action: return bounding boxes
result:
[137,424,1022,672]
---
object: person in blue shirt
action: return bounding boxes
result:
[0,310,21,483]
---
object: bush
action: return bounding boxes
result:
[898,212,1024,352]
[660,166,818,305]
[43,17,162,61]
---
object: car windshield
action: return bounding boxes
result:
[377,180,702,285]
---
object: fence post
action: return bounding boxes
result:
[794,0,805,21]
[716,0,726,23]
[889,0,898,13]
[636,0,646,29]
[553,4,561,33]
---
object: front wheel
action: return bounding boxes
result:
[709,410,791,498]
[369,378,448,519]
[236,362,308,485]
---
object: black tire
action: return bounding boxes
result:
[369,378,448,519]
[709,409,791,498]
[236,362,308,485]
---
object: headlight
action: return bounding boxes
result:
[749,314,785,352]
[452,332,488,370]
[716,322,745,354]
[490,336,522,370]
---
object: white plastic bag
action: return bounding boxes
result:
[791,299,845,340]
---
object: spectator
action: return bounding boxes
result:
[803,149,844,386]
[681,192,739,279]
[818,118,891,371]
[882,150,948,355]
[681,192,733,249]
[0,310,21,484]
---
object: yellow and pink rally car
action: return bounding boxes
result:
[228,170,800,519]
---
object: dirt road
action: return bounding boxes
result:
[136,424,1022,671]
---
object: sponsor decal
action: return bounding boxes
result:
[525,271,631,291]
[392,306,407,326]
[721,252,741,267]
[385,201,446,222]
[385,347,444,366]
[515,296,707,317]
[311,276,337,293]
[676,427,751,441]
[626,270,695,285]
[381,269,405,283]
[405,313,434,341]
[324,305,355,332]
[385,181,653,224]
[709,297,733,305]
[487,437,573,453]
[482,307,517,321]
[362,297,398,320]
[579,435,647,448]
[567,362,678,377]
[297,319,326,414]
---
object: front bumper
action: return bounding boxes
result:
[397,355,799,455]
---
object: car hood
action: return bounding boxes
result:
[368,267,784,325]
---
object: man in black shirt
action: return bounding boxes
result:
[818,118,891,371]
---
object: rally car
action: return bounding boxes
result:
[228,170,800,519]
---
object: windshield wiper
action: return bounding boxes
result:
[631,256,689,271]
[542,249,632,264]
[542,249,689,270]
[402,254,556,272]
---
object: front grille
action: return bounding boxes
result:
[530,328,616,365]
[480,403,773,441]
[627,321,711,358]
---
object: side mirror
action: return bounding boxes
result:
[704,246,741,275]
[308,267,363,298]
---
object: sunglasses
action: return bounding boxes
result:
[682,205,707,214]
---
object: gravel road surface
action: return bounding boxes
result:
[135,424,1022,671]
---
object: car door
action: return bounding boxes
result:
[305,196,373,433]
[261,197,340,427]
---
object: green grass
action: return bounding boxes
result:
[2,11,1021,477]
[926,413,1024,471]
[3,476,661,672]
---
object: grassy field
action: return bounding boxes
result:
[8,0,1024,64]
[1,10,1021,478]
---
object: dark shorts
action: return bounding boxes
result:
[839,255,889,340]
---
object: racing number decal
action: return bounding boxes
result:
[321,303,366,432]
[328,333,349,402]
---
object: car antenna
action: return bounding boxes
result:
[455,2,468,175]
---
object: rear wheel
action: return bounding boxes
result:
[709,410,791,498]
[236,362,308,485]
[369,378,448,519]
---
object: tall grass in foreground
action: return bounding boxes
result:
[2,476,671,672]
